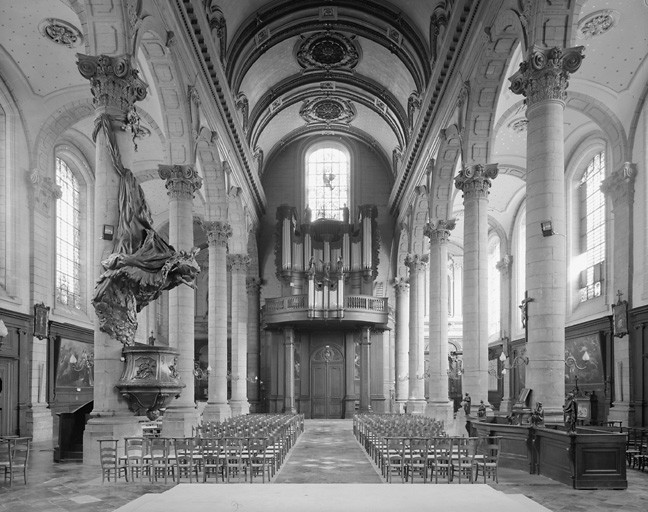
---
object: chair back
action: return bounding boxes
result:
[98,439,119,469]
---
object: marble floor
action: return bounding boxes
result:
[0,419,647,512]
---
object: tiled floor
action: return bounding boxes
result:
[1,419,647,512]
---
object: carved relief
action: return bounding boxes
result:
[577,10,619,39]
[227,254,251,273]
[424,219,456,245]
[508,117,528,133]
[454,163,498,200]
[205,2,227,64]
[29,169,62,215]
[202,220,232,247]
[601,162,636,207]
[408,92,422,134]
[296,31,360,70]
[39,18,83,48]
[300,97,356,124]
[158,164,203,200]
[235,92,249,134]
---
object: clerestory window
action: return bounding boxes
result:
[578,151,606,302]
[55,157,82,309]
[305,143,350,221]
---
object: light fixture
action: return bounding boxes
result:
[101,224,114,241]
[540,220,554,237]
[493,348,529,378]
[0,319,8,349]
[565,349,590,371]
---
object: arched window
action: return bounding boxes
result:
[578,152,606,302]
[305,143,349,220]
[55,157,82,309]
[488,236,501,337]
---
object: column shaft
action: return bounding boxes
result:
[284,327,296,413]
[229,254,250,416]
[246,277,261,412]
[406,254,428,414]
[394,280,410,410]
[359,327,372,412]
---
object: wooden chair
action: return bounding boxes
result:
[429,437,453,483]
[173,438,200,483]
[149,437,175,483]
[201,437,224,483]
[248,437,272,483]
[384,437,407,483]
[124,437,149,482]
[474,437,501,483]
[98,439,127,484]
[223,437,246,483]
[406,437,429,483]
[453,437,479,484]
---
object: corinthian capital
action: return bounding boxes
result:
[158,164,203,200]
[393,277,409,294]
[29,169,62,215]
[424,219,456,245]
[454,163,498,200]
[228,254,250,273]
[246,276,262,294]
[405,253,428,272]
[202,221,232,246]
[601,162,636,208]
[76,54,148,114]
[509,45,585,106]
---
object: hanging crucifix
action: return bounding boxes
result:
[519,290,534,341]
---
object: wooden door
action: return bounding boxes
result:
[311,345,344,419]
[0,358,17,436]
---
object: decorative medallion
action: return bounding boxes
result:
[300,97,356,124]
[577,10,619,39]
[296,31,360,70]
[38,18,83,48]
[508,117,528,133]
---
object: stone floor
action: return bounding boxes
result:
[0,419,646,512]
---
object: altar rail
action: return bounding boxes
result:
[264,295,388,326]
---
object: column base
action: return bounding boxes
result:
[283,403,297,414]
[248,400,261,413]
[230,400,250,417]
[83,413,144,465]
[607,401,635,427]
[370,396,387,413]
[425,401,454,429]
[406,399,427,415]
[25,403,53,443]
[202,402,231,423]
[394,400,407,414]
[344,397,358,418]
[161,406,201,438]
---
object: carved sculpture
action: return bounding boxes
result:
[91,114,200,345]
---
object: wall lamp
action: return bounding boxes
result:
[0,319,8,349]
[540,220,554,237]
[498,348,529,375]
[101,224,114,241]
[565,349,590,371]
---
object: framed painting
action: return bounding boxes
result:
[33,302,50,340]
[612,300,629,338]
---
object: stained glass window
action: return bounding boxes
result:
[55,157,82,309]
[578,152,606,302]
[305,145,349,220]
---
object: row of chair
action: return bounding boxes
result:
[354,414,501,484]
[0,437,31,486]
[99,413,304,484]
[625,427,648,471]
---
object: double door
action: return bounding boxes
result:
[310,345,344,419]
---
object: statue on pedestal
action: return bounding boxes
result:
[461,392,471,415]
[563,392,578,432]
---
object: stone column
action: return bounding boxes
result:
[394,279,410,412]
[283,327,296,414]
[425,220,456,425]
[509,45,584,419]
[78,54,149,462]
[343,332,358,417]
[27,171,61,441]
[158,164,202,436]
[246,277,262,412]
[455,163,498,411]
[406,254,428,414]
[229,254,250,416]
[202,221,232,422]
[601,162,637,425]
[496,255,514,412]
[359,326,372,412]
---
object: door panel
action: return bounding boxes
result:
[0,358,17,436]
[311,364,327,418]
[310,345,344,419]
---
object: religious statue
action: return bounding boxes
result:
[477,400,487,419]
[530,402,544,427]
[337,255,344,273]
[307,256,316,277]
[461,393,471,415]
[563,392,578,432]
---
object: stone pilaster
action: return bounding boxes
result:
[509,44,584,420]
[359,327,372,413]
[283,327,296,414]
[455,163,498,411]
[496,255,515,412]
[394,279,409,412]
[228,253,251,416]
[246,276,262,412]
[601,162,637,426]
[158,164,202,437]
[406,253,428,414]
[425,220,456,425]
[78,53,150,464]
[202,221,232,422]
